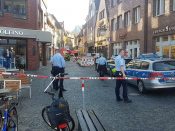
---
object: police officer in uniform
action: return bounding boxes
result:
[50,50,67,91]
[115,49,132,103]
[98,54,107,77]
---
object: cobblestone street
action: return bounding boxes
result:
[18,61,175,131]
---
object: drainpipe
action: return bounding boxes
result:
[144,0,148,53]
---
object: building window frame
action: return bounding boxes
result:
[13,0,27,19]
[99,9,105,20]
[0,0,2,16]
[155,0,165,16]
[124,11,130,27]
[111,18,115,31]
[133,6,141,24]
[111,0,117,8]
[117,15,122,29]
[173,0,175,11]
[117,0,122,4]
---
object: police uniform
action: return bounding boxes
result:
[98,56,107,77]
[50,53,65,90]
[115,55,129,101]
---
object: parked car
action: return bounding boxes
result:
[106,58,132,76]
[126,58,175,93]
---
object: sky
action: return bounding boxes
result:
[48,0,89,32]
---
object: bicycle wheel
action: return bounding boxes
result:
[8,107,18,131]
[42,106,52,128]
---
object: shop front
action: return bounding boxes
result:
[0,27,52,70]
[153,25,175,59]
[155,35,175,58]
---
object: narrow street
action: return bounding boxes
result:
[18,61,175,131]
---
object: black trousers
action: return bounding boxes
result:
[115,71,128,100]
[51,66,64,90]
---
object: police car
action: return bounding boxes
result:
[126,58,175,93]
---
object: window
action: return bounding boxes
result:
[0,1,1,10]
[111,0,117,7]
[154,0,165,16]
[134,48,137,58]
[4,0,13,12]
[126,60,134,68]
[117,15,122,29]
[153,61,175,71]
[171,35,175,40]
[133,6,141,24]
[133,61,141,69]
[0,0,2,15]
[124,11,130,27]
[99,10,105,20]
[13,0,27,18]
[173,0,175,11]
[162,36,168,41]
[141,62,149,70]
[117,0,122,4]
[111,19,115,31]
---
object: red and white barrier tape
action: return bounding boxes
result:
[1,72,175,80]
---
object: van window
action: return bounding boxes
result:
[153,61,175,71]
[141,62,149,70]
[126,60,134,69]
[133,61,141,69]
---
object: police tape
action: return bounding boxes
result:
[1,72,175,80]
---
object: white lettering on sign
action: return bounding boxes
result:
[153,25,175,34]
[0,29,24,36]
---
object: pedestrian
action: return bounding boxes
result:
[115,49,132,103]
[98,54,107,77]
[3,49,11,69]
[95,56,99,72]
[50,49,67,91]
[19,54,25,71]
[10,47,15,68]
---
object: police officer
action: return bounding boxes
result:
[50,49,67,91]
[98,54,107,77]
[115,49,132,103]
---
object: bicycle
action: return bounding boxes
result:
[42,73,75,131]
[0,89,18,131]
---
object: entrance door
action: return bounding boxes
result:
[0,38,27,69]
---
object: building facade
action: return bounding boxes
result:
[147,0,175,58]
[0,0,51,70]
[46,14,64,59]
[109,0,147,58]
[95,0,110,58]
[86,0,100,53]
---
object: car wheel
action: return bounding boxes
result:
[137,80,146,94]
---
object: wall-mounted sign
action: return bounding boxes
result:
[153,25,175,34]
[0,29,24,36]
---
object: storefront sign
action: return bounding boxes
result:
[0,29,24,36]
[153,25,175,34]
